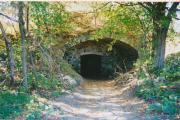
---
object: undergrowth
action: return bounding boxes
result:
[135,52,180,118]
[0,91,31,119]
[59,59,82,83]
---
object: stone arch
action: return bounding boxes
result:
[80,52,103,56]
[64,38,138,78]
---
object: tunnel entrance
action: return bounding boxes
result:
[64,38,139,79]
[81,54,101,78]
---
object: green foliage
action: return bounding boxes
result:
[13,39,22,73]
[25,97,62,120]
[30,2,72,55]
[91,4,145,47]
[0,2,178,119]
[150,52,180,82]
[28,72,61,91]
[136,52,180,116]
[147,102,162,113]
[0,91,31,119]
[136,80,157,100]
[26,110,42,120]
[51,91,62,98]
[136,79,179,115]
[31,2,71,35]
[160,52,180,81]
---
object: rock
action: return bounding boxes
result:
[155,77,166,83]
[154,78,159,83]
[60,73,64,77]
[154,77,167,85]
[63,75,77,87]
[158,77,166,82]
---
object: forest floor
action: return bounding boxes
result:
[39,78,153,120]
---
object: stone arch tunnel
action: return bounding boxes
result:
[64,38,138,79]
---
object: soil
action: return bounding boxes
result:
[42,79,150,120]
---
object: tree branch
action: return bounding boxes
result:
[0,22,15,85]
[94,2,111,12]
[138,2,152,12]
[0,12,19,23]
[175,17,180,20]
[114,2,138,6]
[167,2,179,18]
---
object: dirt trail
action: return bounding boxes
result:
[44,79,148,120]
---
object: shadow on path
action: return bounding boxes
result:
[44,79,148,120]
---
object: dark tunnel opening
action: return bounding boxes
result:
[81,54,101,79]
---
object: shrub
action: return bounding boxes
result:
[0,91,31,119]
[28,72,62,91]
[136,52,180,116]
[26,110,42,120]
[136,80,179,115]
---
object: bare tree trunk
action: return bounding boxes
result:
[152,26,169,69]
[26,3,29,33]
[151,3,168,69]
[0,22,15,85]
[18,2,28,89]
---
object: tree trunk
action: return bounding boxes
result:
[18,2,28,89]
[0,22,15,85]
[26,4,29,32]
[151,2,179,69]
[152,26,169,69]
[151,3,168,69]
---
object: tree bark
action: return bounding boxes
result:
[18,2,28,89]
[152,26,169,69]
[0,22,15,85]
[152,2,179,69]
[139,2,179,69]
[26,3,29,32]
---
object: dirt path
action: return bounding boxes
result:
[44,79,149,120]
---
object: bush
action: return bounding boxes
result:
[0,91,31,119]
[136,52,180,116]
[28,72,62,91]
[136,80,179,115]
[26,110,42,120]
[163,52,180,81]
[154,52,180,81]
